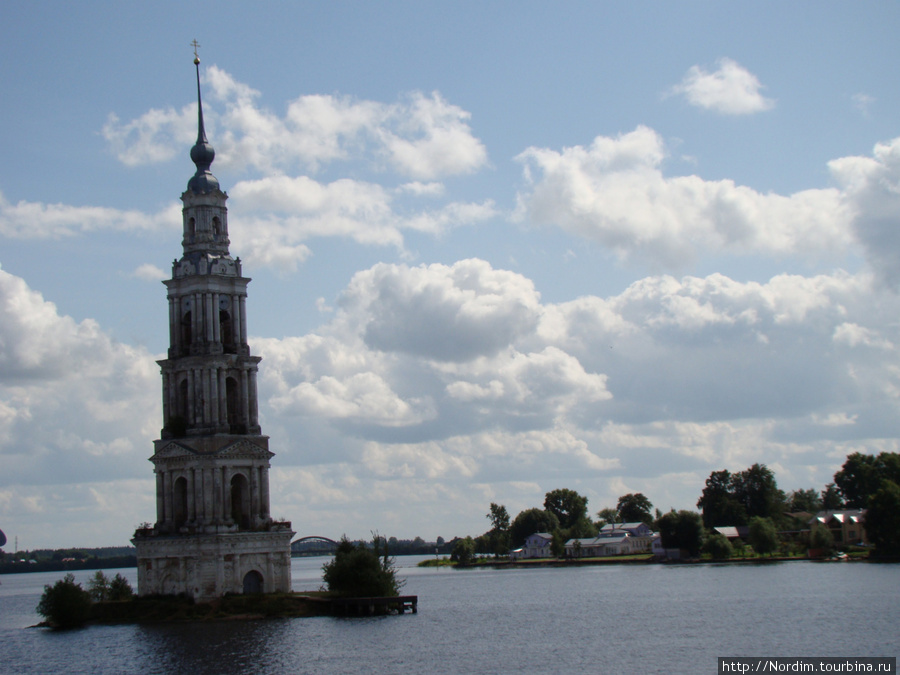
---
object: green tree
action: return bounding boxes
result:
[450,537,476,565]
[322,534,403,597]
[37,573,93,629]
[550,530,567,558]
[509,508,560,548]
[88,570,111,602]
[834,452,900,508]
[787,488,822,514]
[821,483,843,510]
[656,510,704,557]
[486,503,510,557]
[616,493,654,525]
[544,489,589,530]
[702,532,734,560]
[108,573,134,601]
[809,523,835,556]
[864,480,900,557]
[748,517,779,556]
[731,464,786,523]
[596,507,620,527]
[697,470,746,527]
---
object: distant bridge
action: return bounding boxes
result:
[290,535,339,556]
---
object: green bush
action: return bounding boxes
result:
[322,535,403,598]
[450,537,476,565]
[748,517,780,556]
[37,573,93,628]
[703,533,734,560]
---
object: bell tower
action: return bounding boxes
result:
[133,47,293,600]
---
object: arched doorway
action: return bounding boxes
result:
[242,570,263,594]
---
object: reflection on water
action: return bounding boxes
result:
[2,557,899,674]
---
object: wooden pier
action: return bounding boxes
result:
[328,595,418,616]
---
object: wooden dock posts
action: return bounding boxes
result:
[328,595,418,616]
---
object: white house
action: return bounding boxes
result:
[511,532,554,559]
[564,534,635,558]
[599,522,655,552]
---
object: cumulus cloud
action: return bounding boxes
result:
[104,67,488,180]
[228,175,495,272]
[828,136,900,287]
[0,266,160,543]
[246,258,900,539]
[515,126,853,267]
[668,58,775,115]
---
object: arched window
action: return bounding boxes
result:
[188,217,196,237]
[212,216,221,236]
[230,473,250,529]
[220,309,234,353]
[173,476,188,529]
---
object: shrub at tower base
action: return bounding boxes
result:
[322,535,404,598]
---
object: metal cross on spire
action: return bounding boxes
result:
[191,39,201,64]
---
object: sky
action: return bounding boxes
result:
[2,2,900,549]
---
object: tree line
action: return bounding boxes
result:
[449,450,900,563]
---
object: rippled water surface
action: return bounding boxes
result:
[2,557,898,674]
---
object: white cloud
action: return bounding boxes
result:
[131,263,167,282]
[0,265,160,546]
[668,58,775,115]
[852,93,875,118]
[228,175,495,272]
[104,67,488,180]
[828,137,900,287]
[0,192,180,239]
[515,126,852,267]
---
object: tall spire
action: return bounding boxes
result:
[187,40,220,194]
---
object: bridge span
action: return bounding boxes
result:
[290,535,339,556]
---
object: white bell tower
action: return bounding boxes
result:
[133,46,293,600]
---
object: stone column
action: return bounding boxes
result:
[212,293,220,346]
[163,470,173,530]
[193,293,200,347]
[203,467,214,526]
[210,367,219,427]
[161,372,170,427]
[231,295,241,350]
[155,471,165,526]
[168,296,177,353]
[201,368,211,426]
[186,369,195,427]
[205,293,214,343]
[186,467,196,524]
[224,469,233,525]
[248,369,259,428]
[250,464,260,526]
[241,369,250,429]
[213,465,223,524]
[260,465,270,519]
[218,369,227,425]
[239,295,248,346]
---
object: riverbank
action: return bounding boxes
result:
[421,551,875,569]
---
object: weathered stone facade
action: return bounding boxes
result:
[133,55,293,600]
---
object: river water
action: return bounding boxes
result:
[2,557,898,674]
